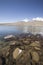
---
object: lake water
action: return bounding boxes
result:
[0,25,43,36]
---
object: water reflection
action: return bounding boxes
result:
[23,26,28,33]
[23,26,43,34]
[0,26,43,36]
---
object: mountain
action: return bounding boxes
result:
[0,21,43,26]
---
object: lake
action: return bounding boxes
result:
[0,25,43,36]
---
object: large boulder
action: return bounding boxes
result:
[13,48,22,60]
[31,51,39,62]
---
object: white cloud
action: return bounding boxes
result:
[32,17,43,21]
[23,18,30,22]
[22,17,43,22]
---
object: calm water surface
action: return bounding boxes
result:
[0,25,43,36]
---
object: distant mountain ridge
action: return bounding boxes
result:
[0,21,43,26]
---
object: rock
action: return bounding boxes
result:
[6,52,9,57]
[4,35,15,41]
[19,46,25,50]
[23,40,30,45]
[13,48,22,59]
[4,35,14,39]
[16,50,31,65]
[30,41,41,47]
[10,41,16,45]
[1,33,42,65]
[31,51,39,62]
[34,47,40,50]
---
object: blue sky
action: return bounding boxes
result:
[0,0,43,22]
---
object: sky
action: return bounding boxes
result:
[0,0,43,23]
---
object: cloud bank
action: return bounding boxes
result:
[23,17,43,22]
[32,17,43,21]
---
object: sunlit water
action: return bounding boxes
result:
[0,25,43,36]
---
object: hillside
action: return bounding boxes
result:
[0,21,43,26]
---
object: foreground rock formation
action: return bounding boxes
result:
[0,33,43,65]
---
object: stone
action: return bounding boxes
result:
[34,47,40,50]
[1,33,42,65]
[31,51,39,62]
[30,41,41,47]
[23,40,30,45]
[13,48,22,59]
[4,35,14,39]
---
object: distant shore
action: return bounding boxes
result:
[0,21,43,26]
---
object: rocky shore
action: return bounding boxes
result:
[0,33,43,65]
